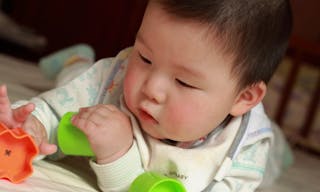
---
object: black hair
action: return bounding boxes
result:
[151,0,292,88]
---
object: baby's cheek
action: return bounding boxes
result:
[166,104,196,128]
[123,75,135,109]
[166,98,214,136]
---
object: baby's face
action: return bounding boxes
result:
[123,2,240,142]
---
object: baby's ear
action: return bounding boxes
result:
[230,81,266,116]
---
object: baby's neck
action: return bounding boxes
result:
[160,115,232,149]
[161,137,207,149]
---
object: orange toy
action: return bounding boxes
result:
[0,122,38,183]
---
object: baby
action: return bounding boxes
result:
[0,0,292,191]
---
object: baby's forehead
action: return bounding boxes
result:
[140,2,238,69]
[148,2,235,56]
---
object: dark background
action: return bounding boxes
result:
[0,0,319,62]
[0,0,148,61]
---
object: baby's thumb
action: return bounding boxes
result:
[39,142,57,155]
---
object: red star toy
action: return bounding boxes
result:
[0,122,39,183]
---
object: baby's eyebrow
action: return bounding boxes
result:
[136,32,152,52]
[175,64,203,79]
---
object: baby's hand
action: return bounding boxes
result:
[0,85,57,155]
[71,104,133,164]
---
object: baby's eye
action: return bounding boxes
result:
[138,53,152,64]
[176,79,197,89]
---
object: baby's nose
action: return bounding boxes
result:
[142,75,167,104]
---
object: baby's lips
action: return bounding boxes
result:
[0,122,39,183]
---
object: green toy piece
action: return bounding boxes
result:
[57,112,94,156]
[129,171,186,192]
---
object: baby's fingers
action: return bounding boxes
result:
[12,103,35,123]
[0,85,11,113]
[39,141,57,155]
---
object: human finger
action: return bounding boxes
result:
[12,103,35,123]
[0,85,11,113]
[39,142,57,155]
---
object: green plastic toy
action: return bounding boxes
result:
[129,171,186,192]
[57,112,94,156]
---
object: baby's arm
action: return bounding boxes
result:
[90,141,144,191]
[0,85,57,155]
[72,104,144,191]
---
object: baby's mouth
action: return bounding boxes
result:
[138,109,158,124]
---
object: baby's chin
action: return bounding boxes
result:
[142,129,165,140]
[140,124,199,142]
